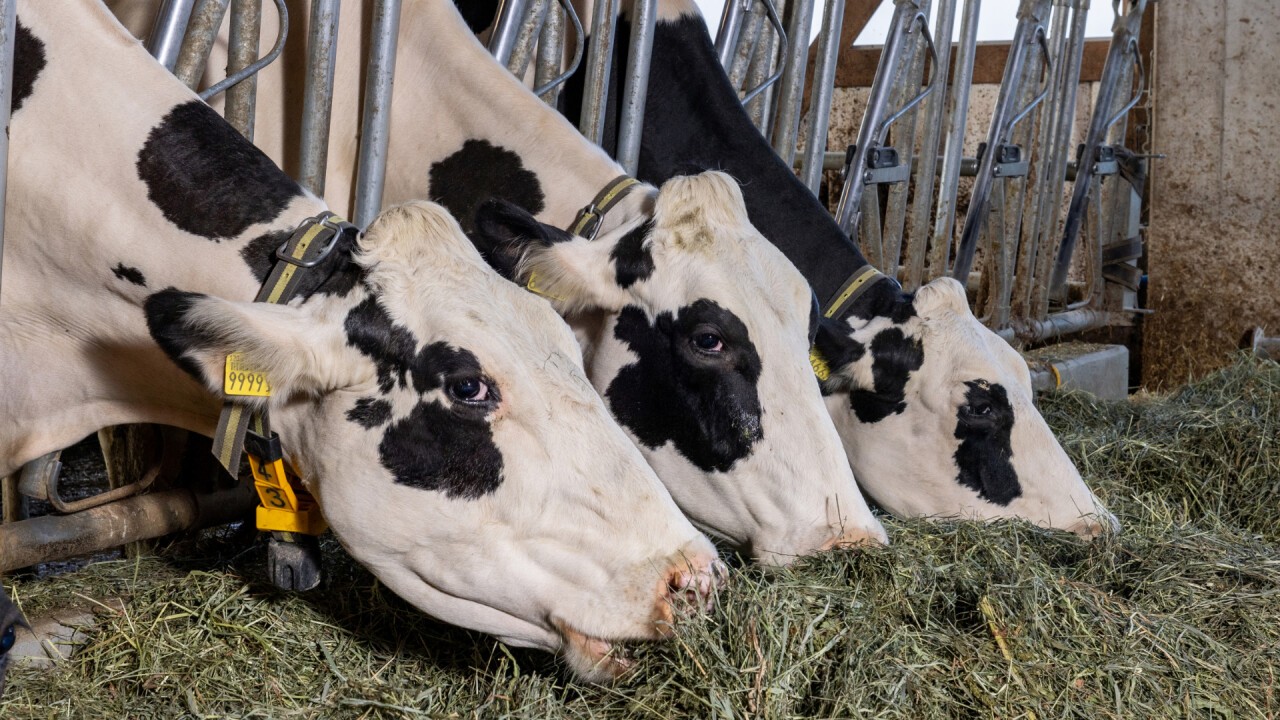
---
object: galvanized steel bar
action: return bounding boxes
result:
[0,0,14,304]
[769,0,815,163]
[354,0,403,229]
[880,0,932,278]
[727,1,764,91]
[799,0,844,193]
[928,0,980,277]
[0,484,256,574]
[507,0,549,78]
[489,0,534,69]
[147,0,198,72]
[737,0,783,106]
[1049,0,1148,300]
[903,0,956,289]
[175,0,230,89]
[532,0,585,100]
[616,0,658,173]
[535,2,566,103]
[1022,0,1088,318]
[742,0,782,129]
[578,0,621,145]
[224,0,262,140]
[716,0,750,69]
[298,0,341,196]
[950,0,1052,283]
[832,0,928,241]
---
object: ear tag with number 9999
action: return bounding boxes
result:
[224,352,272,397]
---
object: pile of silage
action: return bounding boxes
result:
[2,356,1279,719]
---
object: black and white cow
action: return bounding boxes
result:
[557,0,1117,537]
[1,0,725,681]
[0,586,20,697]
[108,0,890,563]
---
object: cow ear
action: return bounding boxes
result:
[812,316,868,392]
[145,289,362,405]
[471,198,572,279]
[471,198,631,313]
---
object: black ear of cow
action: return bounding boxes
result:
[471,198,571,279]
[813,316,867,391]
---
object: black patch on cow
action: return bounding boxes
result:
[471,198,572,279]
[848,328,924,423]
[813,317,867,396]
[239,227,364,297]
[379,399,504,500]
[344,296,417,393]
[12,21,45,115]
[610,220,655,288]
[347,397,392,429]
[606,300,763,472]
[144,288,222,383]
[428,140,545,235]
[136,101,302,239]
[451,0,501,34]
[953,381,1021,505]
[112,263,147,287]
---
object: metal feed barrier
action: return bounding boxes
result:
[1,0,1156,574]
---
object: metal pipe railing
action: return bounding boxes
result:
[799,0,845,193]
[298,0,342,196]
[950,0,1053,283]
[770,0,815,164]
[1023,0,1089,318]
[147,0,198,72]
[174,0,229,89]
[578,0,621,145]
[903,0,957,290]
[353,0,403,229]
[832,0,932,243]
[224,0,262,139]
[535,1,566,103]
[489,0,534,69]
[616,0,658,174]
[1049,0,1149,301]
[928,0,981,277]
[506,0,550,78]
[716,0,751,69]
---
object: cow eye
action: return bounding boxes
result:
[448,377,491,404]
[692,331,724,353]
[1,623,14,653]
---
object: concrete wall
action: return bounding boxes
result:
[1144,0,1280,387]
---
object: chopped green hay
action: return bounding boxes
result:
[3,357,1279,719]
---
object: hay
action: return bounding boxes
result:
[3,357,1279,718]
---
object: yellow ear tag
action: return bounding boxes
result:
[224,352,272,397]
[525,271,566,302]
[809,347,831,382]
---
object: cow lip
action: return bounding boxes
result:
[551,618,637,680]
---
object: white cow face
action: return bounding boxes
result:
[818,277,1117,537]
[146,202,722,681]
[472,172,886,565]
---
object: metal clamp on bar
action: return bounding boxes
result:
[980,142,1030,179]
[246,431,327,536]
[863,145,911,185]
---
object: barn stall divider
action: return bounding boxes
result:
[2,0,1153,582]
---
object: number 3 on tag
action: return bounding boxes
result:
[224,352,272,397]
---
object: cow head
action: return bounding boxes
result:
[817,276,1117,537]
[472,172,886,564]
[0,585,21,698]
[145,202,722,681]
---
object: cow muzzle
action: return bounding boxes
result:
[553,545,727,682]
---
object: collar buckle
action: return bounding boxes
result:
[275,214,352,269]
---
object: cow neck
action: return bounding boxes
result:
[562,10,906,322]
[383,0,646,232]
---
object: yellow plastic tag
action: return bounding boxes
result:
[224,352,272,397]
[809,347,831,382]
[526,272,566,301]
